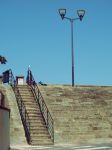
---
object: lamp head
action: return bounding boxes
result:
[59,9,66,20]
[77,10,85,21]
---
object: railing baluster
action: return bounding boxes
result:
[30,84,54,142]
[25,109,26,123]
[47,109,48,126]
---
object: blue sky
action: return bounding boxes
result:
[0,0,112,85]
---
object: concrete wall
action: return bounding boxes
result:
[0,106,10,150]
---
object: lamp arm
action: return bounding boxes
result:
[64,16,71,20]
[64,16,80,22]
[72,17,80,21]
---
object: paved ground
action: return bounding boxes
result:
[11,144,112,150]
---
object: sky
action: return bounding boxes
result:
[0,0,112,85]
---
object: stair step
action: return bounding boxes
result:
[19,91,31,93]
[29,118,45,123]
[26,106,39,109]
[28,113,41,117]
[28,116,43,120]
[30,124,46,129]
[17,88,29,90]
[28,113,41,116]
[27,112,41,115]
[29,119,44,122]
[17,85,29,88]
[27,112,40,115]
[27,109,40,112]
[30,134,50,138]
[30,125,47,130]
[22,99,36,102]
[29,117,45,121]
[23,102,38,105]
[30,135,50,139]
[22,100,36,103]
[24,102,38,105]
[26,108,39,111]
[30,126,48,130]
[31,143,53,146]
[27,111,41,114]
[20,96,34,98]
[22,101,37,104]
[18,95,34,101]
[22,102,37,105]
[30,123,47,128]
[31,139,53,145]
[20,90,33,92]
[30,128,49,131]
[21,93,32,95]
[17,88,32,92]
[27,113,41,115]
[31,141,53,145]
[30,133,50,137]
[19,92,32,94]
[25,106,39,110]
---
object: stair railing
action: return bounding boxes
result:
[9,69,16,86]
[8,69,31,144]
[14,86,31,144]
[30,84,54,143]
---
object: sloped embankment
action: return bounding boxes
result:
[39,85,112,144]
[0,84,27,145]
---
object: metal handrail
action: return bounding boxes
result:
[14,86,31,144]
[9,69,31,144]
[9,69,16,86]
[30,84,54,142]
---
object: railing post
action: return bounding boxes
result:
[25,109,26,124]
[40,97,43,113]
[47,109,48,126]
[20,96,22,112]
[38,89,39,100]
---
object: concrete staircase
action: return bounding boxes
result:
[39,85,112,145]
[16,85,53,145]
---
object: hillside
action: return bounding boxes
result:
[1,83,112,145]
[0,84,27,145]
[39,84,112,144]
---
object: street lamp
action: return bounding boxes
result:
[77,10,85,21]
[59,9,85,87]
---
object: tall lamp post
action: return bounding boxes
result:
[58,9,85,87]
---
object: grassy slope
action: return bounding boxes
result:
[39,85,112,144]
[0,84,27,145]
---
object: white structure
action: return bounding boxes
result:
[16,76,24,85]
